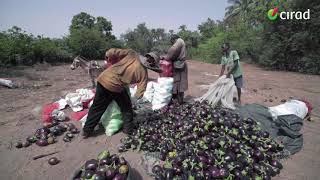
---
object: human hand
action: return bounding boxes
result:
[131,97,138,104]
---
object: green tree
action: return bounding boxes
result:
[0,26,72,66]
[198,18,218,40]
[121,23,151,54]
[225,0,255,22]
[177,25,201,48]
[70,12,95,33]
[258,0,320,74]
[0,26,33,65]
[68,28,107,59]
[150,28,170,54]
[68,12,120,59]
[32,36,72,64]
[95,16,114,40]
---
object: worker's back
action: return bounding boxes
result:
[97,51,147,98]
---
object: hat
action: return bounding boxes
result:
[139,54,162,73]
[145,52,160,64]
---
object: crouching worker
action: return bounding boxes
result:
[82,48,162,138]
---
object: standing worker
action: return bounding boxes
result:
[82,48,162,138]
[219,42,244,104]
[162,35,188,104]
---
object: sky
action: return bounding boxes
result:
[0,0,228,38]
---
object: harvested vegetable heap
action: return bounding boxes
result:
[119,101,284,180]
[15,122,79,149]
[73,150,130,180]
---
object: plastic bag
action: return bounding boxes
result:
[151,77,173,110]
[130,82,155,103]
[41,103,60,123]
[196,75,236,110]
[102,87,130,136]
[269,100,308,119]
[0,78,16,88]
[51,109,66,121]
[159,60,173,77]
[65,89,95,112]
[101,101,123,136]
[142,82,155,102]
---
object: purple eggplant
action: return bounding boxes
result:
[164,169,175,180]
[84,170,95,179]
[105,168,116,180]
[209,167,220,178]
[112,174,126,180]
[270,160,283,169]
[85,159,98,171]
[152,165,163,175]
[219,168,229,178]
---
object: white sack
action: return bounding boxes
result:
[269,100,308,119]
[196,75,236,110]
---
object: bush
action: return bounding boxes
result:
[0,26,34,65]
[68,28,107,59]
[0,27,72,66]
[258,0,320,74]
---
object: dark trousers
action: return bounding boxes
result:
[172,92,184,104]
[83,82,134,134]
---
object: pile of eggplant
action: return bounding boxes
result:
[119,101,284,180]
[73,150,130,180]
[15,122,79,148]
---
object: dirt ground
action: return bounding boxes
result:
[0,60,319,180]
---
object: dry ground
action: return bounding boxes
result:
[0,61,319,180]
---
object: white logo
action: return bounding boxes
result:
[279,9,310,20]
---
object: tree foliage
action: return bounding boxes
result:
[1,3,318,74]
[258,0,320,74]
[177,25,201,49]
[0,26,71,66]
[121,23,171,55]
[68,28,107,59]
[68,12,121,59]
[121,24,201,57]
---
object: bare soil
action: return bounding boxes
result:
[0,60,319,180]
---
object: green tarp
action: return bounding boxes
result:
[236,104,303,155]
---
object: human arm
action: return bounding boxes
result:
[226,60,239,78]
[219,56,227,77]
[164,39,183,61]
[134,68,148,99]
[220,65,226,77]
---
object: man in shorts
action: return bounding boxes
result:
[219,42,243,104]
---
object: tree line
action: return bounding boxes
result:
[0,0,319,74]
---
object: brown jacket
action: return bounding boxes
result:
[97,48,148,98]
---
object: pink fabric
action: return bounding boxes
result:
[159,59,173,77]
[83,99,92,109]
[41,103,59,123]
[71,109,89,121]
[299,99,313,114]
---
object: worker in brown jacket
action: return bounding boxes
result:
[82,48,162,138]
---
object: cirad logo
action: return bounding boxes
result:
[267,8,310,21]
